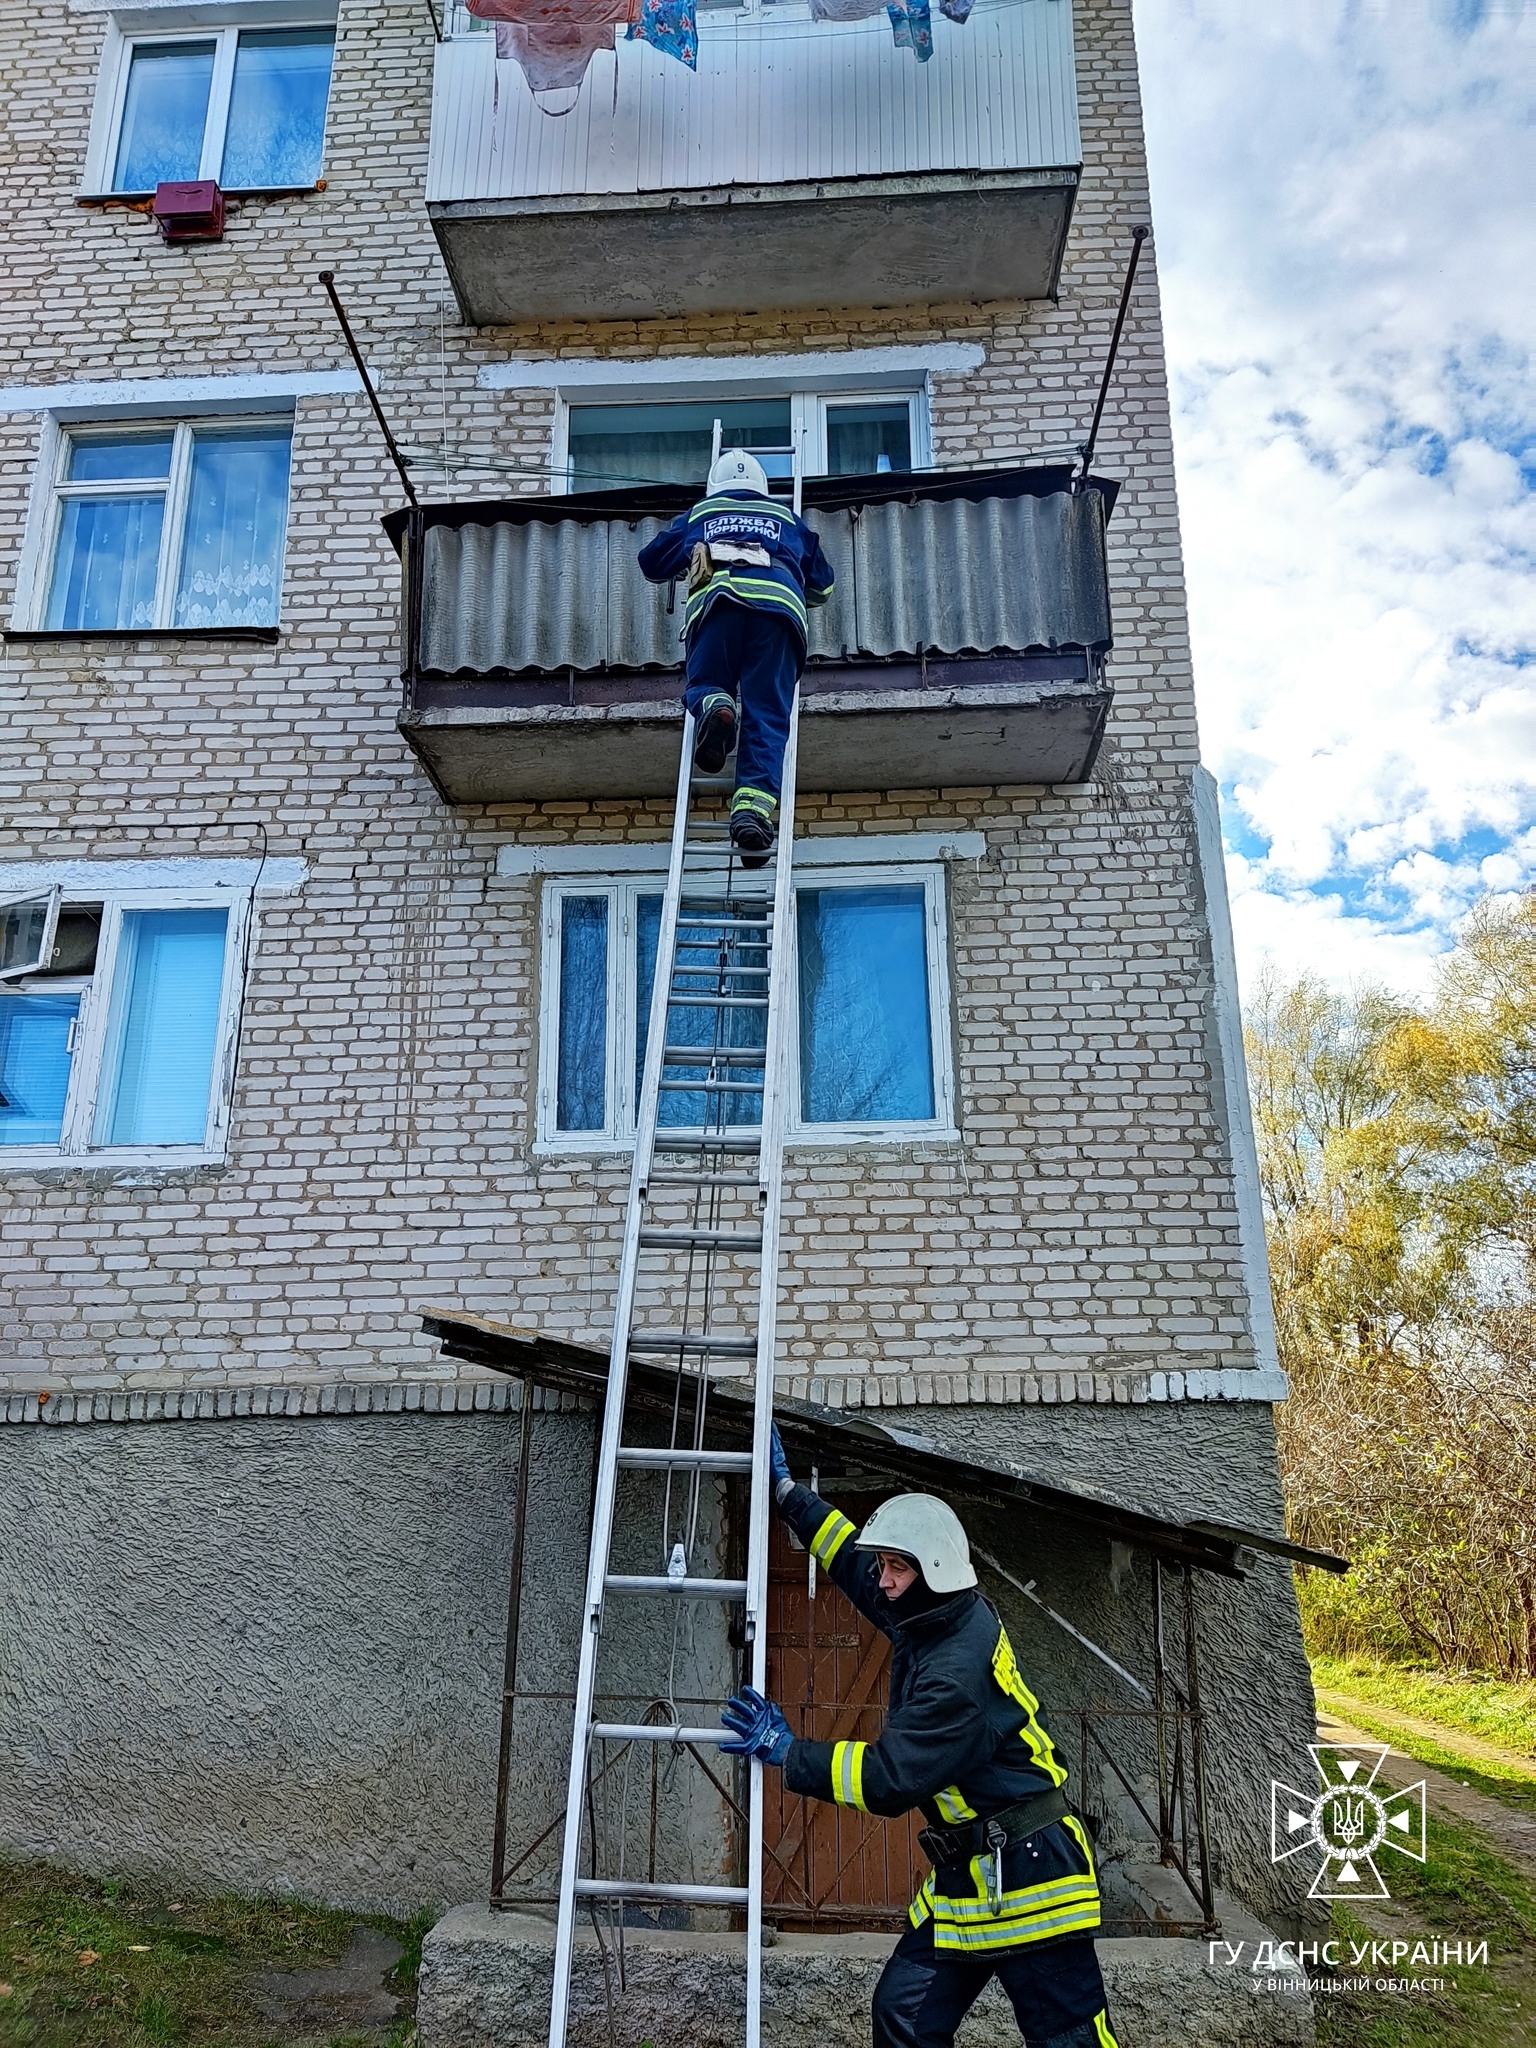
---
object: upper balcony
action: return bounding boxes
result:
[385,463,1114,804]
[426,0,1082,324]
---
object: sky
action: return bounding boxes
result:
[1133,0,1535,996]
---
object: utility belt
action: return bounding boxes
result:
[687,540,771,593]
[918,1786,1072,1872]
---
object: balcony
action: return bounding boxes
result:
[426,0,1081,323]
[387,464,1114,804]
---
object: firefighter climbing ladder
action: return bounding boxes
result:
[545,696,802,2048]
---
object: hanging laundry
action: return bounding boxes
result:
[469,0,635,107]
[939,0,973,20]
[627,0,698,71]
[808,0,889,19]
[885,0,932,61]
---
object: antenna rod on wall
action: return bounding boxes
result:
[1079,224,1150,482]
[317,271,421,507]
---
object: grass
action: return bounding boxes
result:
[1310,1653,1536,1757]
[1313,1807,1536,2048]
[0,1861,428,2048]
[1311,1655,1536,1819]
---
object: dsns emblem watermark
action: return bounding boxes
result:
[1272,1745,1427,1899]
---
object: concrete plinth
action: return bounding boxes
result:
[417,1908,1315,2048]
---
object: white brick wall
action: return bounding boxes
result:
[0,0,1263,1405]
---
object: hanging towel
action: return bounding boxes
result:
[885,0,932,60]
[628,0,697,69]
[808,0,890,19]
[471,0,634,106]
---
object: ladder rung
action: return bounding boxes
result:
[676,916,769,931]
[662,1045,765,1065]
[668,993,768,1009]
[640,1228,762,1252]
[573,1879,750,1907]
[614,1447,755,1470]
[604,1574,750,1597]
[591,1722,733,1744]
[651,1179,765,1196]
[658,1077,766,1094]
[627,1330,757,1355]
[655,1134,762,1154]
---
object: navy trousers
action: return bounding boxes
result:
[683,599,802,802]
[871,1921,1117,2048]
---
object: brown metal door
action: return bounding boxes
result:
[764,1507,924,1927]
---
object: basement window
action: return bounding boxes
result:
[36,420,293,632]
[538,866,954,1149]
[87,22,337,196]
[0,890,248,1164]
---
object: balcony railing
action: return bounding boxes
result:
[386,464,1115,803]
[426,0,1081,322]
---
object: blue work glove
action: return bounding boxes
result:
[770,1424,794,1503]
[719,1685,794,1768]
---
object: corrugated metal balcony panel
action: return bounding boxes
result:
[413,485,1109,678]
[426,0,1080,204]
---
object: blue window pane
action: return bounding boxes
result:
[798,886,934,1124]
[826,403,912,477]
[557,897,608,1131]
[68,435,174,484]
[46,495,165,630]
[567,399,791,491]
[636,896,767,1129]
[99,909,229,1147]
[173,427,292,628]
[221,29,335,189]
[0,994,80,1148]
[112,41,215,192]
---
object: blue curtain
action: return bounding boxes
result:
[636,896,767,1128]
[557,896,609,1131]
[797,886,934,1124]
[0,995,81,1148]
[221,29,335,189]
[100,909,229,1147]
[173,427,292,628]
[113,41,215,190]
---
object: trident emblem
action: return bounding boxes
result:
[1272,1746,1427,1900]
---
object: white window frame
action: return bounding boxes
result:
[82,13,338,198]
[0,887,252,1168]
[552,388,931,494]
[536,863,956,1152]
[27,415,293,632]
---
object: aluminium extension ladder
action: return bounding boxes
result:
[546,696,803,2048]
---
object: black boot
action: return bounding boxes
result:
[693,692,738,776]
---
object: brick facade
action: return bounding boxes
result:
[0,0,1266,1410]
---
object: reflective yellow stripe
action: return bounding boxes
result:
[1094,2014,1120,2048]
[907,1874,935,1928]
[991,1627,1068,1788]
[831,1739,868,1811]
[810,1510,856,1568]
[932,1900,1102,1953]
[933,1785,977,1824]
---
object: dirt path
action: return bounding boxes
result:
[1316,1700,1536,1879]
[1314,1685,1536,1775]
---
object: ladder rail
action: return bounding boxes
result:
[546,717,700,2048]
[744,699,800,2048]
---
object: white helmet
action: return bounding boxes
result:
[708,447,770,497]
[856,1494,977,1594]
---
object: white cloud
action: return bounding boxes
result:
[1133,0,1536,994]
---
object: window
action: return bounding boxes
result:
[38,421,292,632]
[0,891,248,1164]
[539,868,953,1147]
[560,391,926,493]
[94,25,336,195]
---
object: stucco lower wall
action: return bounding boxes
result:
[0,1410,594,1916]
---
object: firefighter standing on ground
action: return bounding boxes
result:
[637,449,834,866]
[721,1429,1120,2048]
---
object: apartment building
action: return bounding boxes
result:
[1,0,1325,2002]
